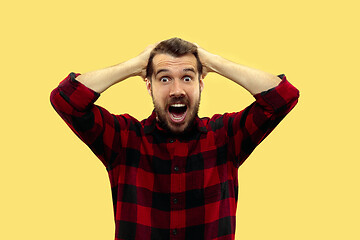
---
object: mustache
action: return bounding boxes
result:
[168,96,189,105]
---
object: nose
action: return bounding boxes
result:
[169,79,185,98]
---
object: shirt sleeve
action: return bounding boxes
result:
[50,72,129,168]
[224,74,300,168]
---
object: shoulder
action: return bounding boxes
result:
[200,113,239,132]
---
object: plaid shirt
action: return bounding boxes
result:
[50,73,299,240]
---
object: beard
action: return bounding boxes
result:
[152,92,201,135]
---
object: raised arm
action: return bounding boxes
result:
[197,46,281,95]
[75,44,156,93]
[50,44,156,167]
[195,44,299,167]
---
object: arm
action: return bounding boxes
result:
[197,45,299,167]
[197,46,281,95]
[50,44,155,167]
[75,44,155,93]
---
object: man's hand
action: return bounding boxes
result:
[133,43,157,80]
[194,43,216,79]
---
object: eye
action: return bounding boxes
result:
[183,76,192,82]
[160,77,170,83]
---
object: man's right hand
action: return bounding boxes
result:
[134,43,157,80]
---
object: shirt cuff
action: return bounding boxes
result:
[254,74,300,112]
[58,72,100,111]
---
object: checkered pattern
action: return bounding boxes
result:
[50,72,299,240]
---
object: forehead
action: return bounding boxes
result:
[152,53,198,73]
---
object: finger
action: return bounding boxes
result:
[202,68,208,79]
[140,69,147,81]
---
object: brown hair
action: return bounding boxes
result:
[146,38,202,80]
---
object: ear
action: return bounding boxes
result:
[145,78,152,96]
[199,77,204,93]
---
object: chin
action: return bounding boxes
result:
[167,122,188,134]
[154,104,198,135]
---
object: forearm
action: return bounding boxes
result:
[75,43,155,93]
[75,57,144,93]
[199,50,281,95]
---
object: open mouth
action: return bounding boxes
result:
[168,103,188,123]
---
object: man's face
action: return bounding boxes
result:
[146,53,204,134]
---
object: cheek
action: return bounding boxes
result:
[152,88,169,104]
[188,88,201,101]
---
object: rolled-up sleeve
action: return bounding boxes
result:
[225,74,300,167]
[50,73,126,167]
[55,72,100,111]
[254,74,300,114]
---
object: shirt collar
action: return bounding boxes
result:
[143,110,208,135]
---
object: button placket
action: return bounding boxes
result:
[169,139,186,235]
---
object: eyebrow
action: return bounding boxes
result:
[155,68,196,77]
[155,69,169,77]
[183,68,196,74]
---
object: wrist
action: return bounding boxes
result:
[196,47,218,72]
[203,53,221,73]
[125,56,147,77]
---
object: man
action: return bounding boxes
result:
[50,38,299,240]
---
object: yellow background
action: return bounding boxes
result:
[1,0,359,239]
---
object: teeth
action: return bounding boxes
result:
[171,104,186,107]
[172,115,183,120]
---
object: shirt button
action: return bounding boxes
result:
[173,198,178,204]
[169,139,175,143]
[172,229,177,235]
[174,166,179,172]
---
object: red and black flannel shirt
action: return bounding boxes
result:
[50,72,299,240]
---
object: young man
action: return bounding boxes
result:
[50,38,299,240]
